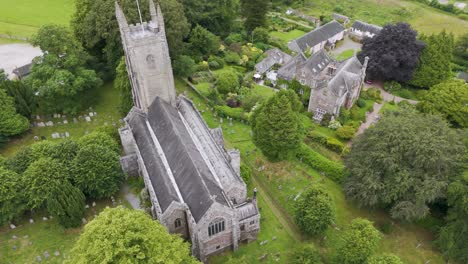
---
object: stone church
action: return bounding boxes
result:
[115,1,260,262]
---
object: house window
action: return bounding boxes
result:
[240,224,245,231]
[300,79,306,85]
[208,219,225,237]
[250,220,255,225]
[313,108,326,120]
[175,218,181,228]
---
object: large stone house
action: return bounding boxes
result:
[349,20,382,40]
[254,48,292,75]
[277,50,369,121]
[115,1,260,262]
[288,21,345,55]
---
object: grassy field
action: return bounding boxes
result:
[0,82,122,157]
[0,0,75,38]
[270,29,306,42]
[301,0,468,36]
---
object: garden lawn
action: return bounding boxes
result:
[0,82,122,157]
[336,49,358,61]
[253,84,276,99]
[270,29,306,42]
[175,79,447,264]
[0,0,75,38]
[302,0,468,36]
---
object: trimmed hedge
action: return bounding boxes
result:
[307,131,349,155]
[296,144,345,183]
[214,105,250,123]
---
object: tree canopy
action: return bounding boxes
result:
[251,90,304,161]
[0,167,27,225]
[344,109,465,221]
[72,0,189,75]
[29,24,102,114]
[417,79,468,128]
[358,23,425,82]
[216,70,240,95]
[241,0,269,33]
[291,245,322,264]
[0,88,29,136]
[0,80,36,118]
[189,25,221,59]
[410,31,454,88]
[367,254,404,264]
[294,185,336,236]
[115,57,133,115]
[335,218,381,264]
[67,206,200,263]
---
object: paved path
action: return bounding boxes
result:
[122,184,142,210]
[0,43,42,78]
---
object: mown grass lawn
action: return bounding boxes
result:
[335,49,358,61]
[0,0,75,38]
[175,79,447,264]
[270,29,306,42]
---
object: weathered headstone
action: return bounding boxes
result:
[82,218,87,224]
[57,122,62,125]
[65,132,70,138]
[85,204,89,209]
[42,217,48,221]
[36,255,42,262]
[45,121,54,127]
[54,251,60,256]
[9,224,16,229]
[73,118,78,123]
[89,112,94,117]
[63,120,68,124]
[37,122,45,127]
[92,201,96,207]
[12,235,17,239]
[85,116,91,122]
[44,251,50,259]
[36,115,41,120]
[34,136,39,141]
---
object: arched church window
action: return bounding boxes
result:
[146,54,156,69]
[175,218,181,228]
[208,219,225,237]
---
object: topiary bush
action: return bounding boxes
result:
[357,98,366,108]
[336,125,357,140]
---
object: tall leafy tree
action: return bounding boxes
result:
[189,25,221,59]
[72,0,189,75]
[115,57,133,115]
[251,90,304,161]
[29,24,102,114]
[72,144,124,198]
[410,31,454,88]
[78,131,121,154]
[335,218,381,264]
[47,181,86,228]
[294,185,336,236]
[436,171,468,263]
[67,206,200,263]
[0,88,29,136]
[0,80,36,118]
[240,0,269,33]
[358,23,425,82]
[453,33,468,70]
[179,0,238,36]
[0,69,6,81]
[344,109,465,221]
[417,79,468,128]
[0,167,27,225]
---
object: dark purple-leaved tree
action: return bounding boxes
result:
[358,23,425,82]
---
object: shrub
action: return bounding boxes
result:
[208,56,224,68]
[241,93,263,112]
[215,105,249,122]
[296,144,345,183]
[224,52,241,64]
[208,60,222,70]
[291,245,322,264]
[361,88,382,102]
[328,120,342,130]
[350,105,365,122]
[326,138,345,153]
[320,113,332,126]
[383,81,402,92]
[336,126,356,140]
[357,98,366,108]
[240,163,252,189]
[216,70,240,95]
[224,33,244,46]
[307,131,347,154]
[368,254,403,264]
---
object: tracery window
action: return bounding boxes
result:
[208,219,225,236]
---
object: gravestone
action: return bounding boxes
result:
[9,224,16,229]
[57,122,62,125]
[36,115,41,120]
[34,136,39,141]
[65,132,70,138]
[37,122,45,127]
[82,218,87,224]
[51,133,60,139]
[53,114,58,118]
[85,116,91,122]
[57,114,61,118]
[12,235,17,239]
[89,112,94,117]
[42,217,48,221]
[63,120,68,124]
[54,251,60,256]
[44,251,50,259]
[73,118,78,123]
[92,201,96,207]
[36,256,42,262]
[45,121,54,127]
[12,245,17,250]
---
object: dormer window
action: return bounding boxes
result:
[208,219,225,236]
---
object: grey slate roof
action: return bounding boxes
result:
[147,97,229,222]
[255,48,292,74]
[332,13,349,23]
[277,55,306,81]
[300,50,332,77]
[457,72,468,82]
[126,109,180,212]
[290,21,345,52]
[351,20,382,36]
[12,63,32,78]
[236,203,259,221]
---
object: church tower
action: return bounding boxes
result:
[115,0,176,111]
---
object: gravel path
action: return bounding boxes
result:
[0,43,42,77]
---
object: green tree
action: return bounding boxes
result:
[241,0,269,33]
[367,254,403,264]
[29,24,102,114]
[251,90,304,161]
[0,80,36,118]
[173,55,196,78]
[453,33,468,69]
[0,88,29,136]
[78,131,121,154]
[67,206,200,263]
[0,69,6,81]
[0,167,27,225]
[436,172,468,263]
[72,144,124,198]
[115,57,133,115]
[344,109,465,221]
[410,31,454,88]
[252,27,270,43]
[336,125,356,140]
[179,0,237,36]
[291,245,322,264]
[4,147,34,174]
[216,70,240,94]
[47,180,85,228]
[335,218,382,264]
[189,25,220,59]
[294,185,335,236]
[72,0,189,75]
[417,79,468,128]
